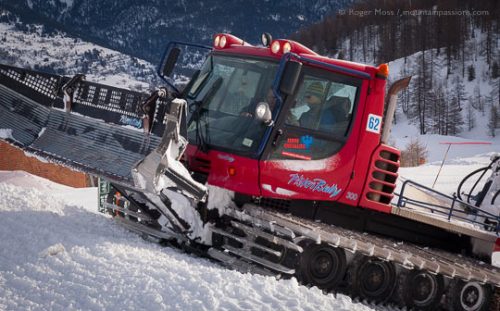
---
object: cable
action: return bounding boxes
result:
[492,190,500,206]
[456,157,496,204]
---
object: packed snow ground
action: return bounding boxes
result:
[0,151,496,310]
[0,171,375,311]
[391,113,500,164]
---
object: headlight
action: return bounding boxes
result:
[214,35,220,47]
[256,103,267,118]
[283,42,292,54]
[254,102,272,125]
[220,36,227,48]
[271,41,280,54]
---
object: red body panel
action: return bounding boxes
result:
[186,38,400,214]
[185,145,261,196]
[337,76,390,209]
[495,238,500,253]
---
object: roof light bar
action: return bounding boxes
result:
[213,33,246,49]
[219,35,227,48]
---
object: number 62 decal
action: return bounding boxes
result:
[366,114,382,134]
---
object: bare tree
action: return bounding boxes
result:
[401,137,429,167]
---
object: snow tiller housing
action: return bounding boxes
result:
[1,33,500,310]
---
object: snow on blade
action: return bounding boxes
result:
[160,188,211,242]
[206,184,236,216]
[0,171,374,311]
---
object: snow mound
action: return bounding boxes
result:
[0,172,374,311]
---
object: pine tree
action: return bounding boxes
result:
[473,85,485,115]
[399,64,411,114]
[467,65,476,81]
[492,61,499,79]
[487,106,498,137]
[453,76,466,110]
[411,51,433,135]
[447,96,464,135]
[466,99,476,131]
[490,79,500,108]
[430,86,445,134]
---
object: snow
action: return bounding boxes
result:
[0,171,374,311]
[58,0,74,8]
[0,128,14,140]
[23,151,51,164]
[206,184,236,216]
[398,153,496,195]
[160,188,210,242]
[262,184,298,196]
[391,113,499,164]
[0,22,159,91]
[272,157,332,172]
[395,154,498,236]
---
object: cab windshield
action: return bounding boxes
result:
[186,55,278,155]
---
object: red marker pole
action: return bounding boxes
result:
[432,141,492,189]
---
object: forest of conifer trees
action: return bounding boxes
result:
[291,0,499,137]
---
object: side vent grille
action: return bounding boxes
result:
[365,148,400,204]
[259,198,291,211]
[191,156,211,173]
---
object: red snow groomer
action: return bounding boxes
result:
[0,32,499,310]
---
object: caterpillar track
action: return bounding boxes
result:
[106,187,500,310]
[217,204,500,310]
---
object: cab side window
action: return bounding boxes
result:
[268,71,360,161]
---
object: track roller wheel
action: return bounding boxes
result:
[297,242,347,291]
[396,269,444,310]
[446,280,492,311]
[348,255,396,303]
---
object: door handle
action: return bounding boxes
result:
[272,129,283,146]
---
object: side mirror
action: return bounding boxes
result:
[162,47,181,77]
[279,60,302,95]
[255,102,273,126]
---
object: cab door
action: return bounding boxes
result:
[259,67,363,202]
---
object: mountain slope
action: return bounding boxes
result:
[0,19,160,90]
[0,0,353,63]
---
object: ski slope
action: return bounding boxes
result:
[0,171,375,311]
[0,151,496,311]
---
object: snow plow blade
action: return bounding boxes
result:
[0,64,169,184]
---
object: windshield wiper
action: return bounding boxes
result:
[192,77,223,152]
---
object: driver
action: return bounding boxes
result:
[291,82,335,132]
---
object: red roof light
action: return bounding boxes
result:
[213,33,247,49]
